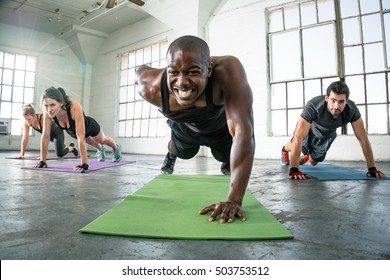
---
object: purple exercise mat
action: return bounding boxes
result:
[6,154,80,160]
[22,160,136,173]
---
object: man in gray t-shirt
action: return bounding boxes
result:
[280,81,385,180]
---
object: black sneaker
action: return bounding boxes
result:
[221,162,231,175]
[161,153,176,174]
[69,142,79,157]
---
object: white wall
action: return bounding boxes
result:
[1,0,389,162]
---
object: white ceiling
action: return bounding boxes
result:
[0,0,151,36]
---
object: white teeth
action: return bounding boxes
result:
[178,89,191,95]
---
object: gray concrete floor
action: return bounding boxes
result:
[0,150,389,260]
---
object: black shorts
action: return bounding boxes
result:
[300,129,336,162]
[85,116,101,138]
[167,120,232,163]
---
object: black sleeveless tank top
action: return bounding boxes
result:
[160,70,227,134]
[52,103,100,139]
[31,114,43,134]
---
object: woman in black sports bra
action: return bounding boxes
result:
[17,104,78,159]
[33,87,122,171]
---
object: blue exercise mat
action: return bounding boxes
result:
[299,163,389,181]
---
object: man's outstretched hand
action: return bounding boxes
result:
[199,201,246,223]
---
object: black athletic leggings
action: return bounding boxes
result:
[50,124,69,157]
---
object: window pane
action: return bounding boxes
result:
[142,101,150,118]
[3,69,13,85]
[25,72,35,87]
[120,70,128,86]
[340,0,359,18]
[133,119,141,137]
[127,69,135,86]
[148,118,158,137]
[284,6,300,29]
[271,83,286,109]
[26,56,36,71]
[0,101,12,118]
[140,119,149,137]
[270,31,301,81]
[134,101,142,118]
[360,0,380,14]
[362,14,382,43]
[4,53,15,68]
[24,88,34,104]
[269,9,283,32]
[2,85,12,101]
[11,119,22,136]
[152,43,160,62]
[119,103,126,120]
[128,52,136,67]
[364,43,384,72]
[13,87,24,102]
[271,110,286,136]
[367,104,387,133]
[345,75,365,104]
[318,0,335,22]
[121,53,129,70]
[12,102,22,118]
[287,81,304,108]
[135,49,143,65]
[126,120,133,137]
[366,73,387,103]
[128,85,135,102]
[344,46,363,74]
[302,24,337,78]
[144,46,152,64]
[119,121,125,137]
[304,79,322,103]
[15,55,26,70]
[301,1,317,26]
[288,109,301,135]
[119,87,127,103]
[342,18,361,45]
[383,0,390,9]
[14,70,25,86]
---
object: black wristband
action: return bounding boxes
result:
[77,163,89,170]
[289,167,299,175]
[368,167,377,172]
[38,160,47,168]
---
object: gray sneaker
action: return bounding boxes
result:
[161,153,176,174]
[112,144,122,162]
[96,145,106,162]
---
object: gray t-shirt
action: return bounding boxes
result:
[301,95,361,139]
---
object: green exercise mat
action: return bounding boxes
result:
[80,174,293,240]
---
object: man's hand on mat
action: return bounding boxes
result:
[366,167,385,178]
[289,167,310,180]
[199,201,246,223]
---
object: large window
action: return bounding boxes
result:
[268,0,390,136]
[0,51,36,136]
[118,40,168,138]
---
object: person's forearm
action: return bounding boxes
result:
[227,137,255,205]
[78,138,88,165]
[360,139,376,168]
[290,140,302,168]
[20,138,28,156]
[40,136,49,162]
